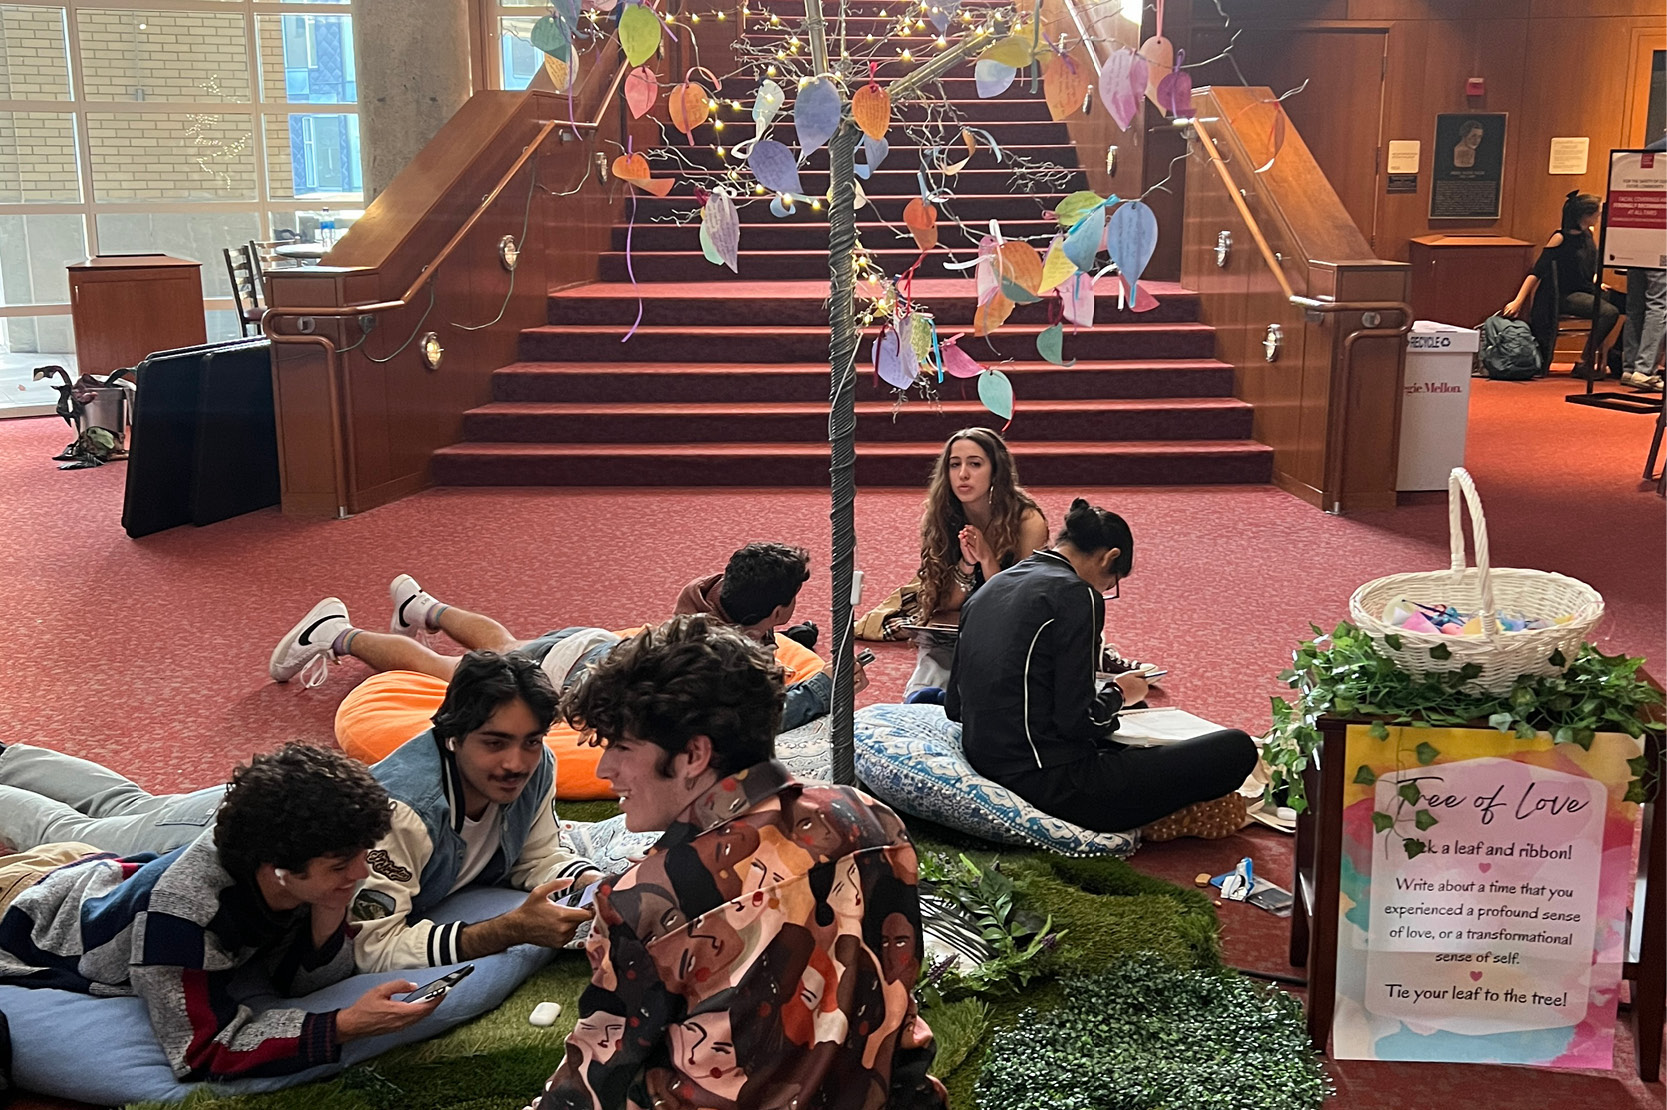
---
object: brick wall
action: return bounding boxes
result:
[77,9,250,103]
[0,112,81,203]
[1,5,71,99]
[88,111,257,200]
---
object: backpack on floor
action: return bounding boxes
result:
[1479,314,1543,380]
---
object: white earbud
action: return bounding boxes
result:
[446,738,457,751]
[273,868,290,886]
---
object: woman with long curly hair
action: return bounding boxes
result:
[860,428,1048,694]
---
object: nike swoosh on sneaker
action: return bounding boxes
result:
[397,593,420,626]
[297,613,345,646]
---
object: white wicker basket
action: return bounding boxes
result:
[1348,468,1603,694]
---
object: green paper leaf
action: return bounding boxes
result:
[1371,811,1394,833]
[530,14,570,57]
[1055,189,1106,228]
[1414,741,1439,765]
[619,3,661,66]
[1429,643,1452,661]
[1367,722,1389,741]
[977,368,1014,420]
[1403,837,1428,859]
[1037,322,1075,367]
[1352,764,1377,786]
[998,275,1042,304]
[1414,808,1439,830]
[1397,781,1421,806]
[698,222,724,266]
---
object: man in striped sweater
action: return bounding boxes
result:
[0,745,442,1081]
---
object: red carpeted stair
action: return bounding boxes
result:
[433,1,1273,487]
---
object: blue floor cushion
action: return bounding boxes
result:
[854,703,1139,858]
[1,887,554,1105]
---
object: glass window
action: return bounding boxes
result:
[87,111,257,200]
[0,6,72,100]
[77,10,251,103]
[94,209,261,297]
[257,14,355,104]
[204,306,242,341]
[0,213,87,305]
[0,112,81,202]
[499,16,540,92]
[269,205,361,244]
[263,111,360,199]
[0,312,76,410]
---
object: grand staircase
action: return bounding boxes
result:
[432,1,1273,487]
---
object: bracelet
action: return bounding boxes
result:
[952,563,977,590]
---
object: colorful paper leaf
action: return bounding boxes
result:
[794,77,841,160]
[1063,205,1105,273]
[1157,48,1193,118]
[982,34,1036,68]
[530,15,570,57]
[856,135,889,179]
[753,79,785,129]
[1105,199,1159,301]
[940,338,984,378]
[1037,322,1075,367]
[625,66,658,118]
[748,139,802,195]
[975,60,1017,99]
[1098,47,1147,131]
[903,197,939,252]
[929,0,960,34]
[998,276,1042,304]
[611,152,674,196]
[1055,190,1106,229]
[873,325,919,389]
[973,293,1015,336]
[995,240,1043,298]
[701,189,739,272]
[668,81,710,143]
[1039,234,1074,293]
[698,222,724,266]
[907,313,937,369]
[1043,53,1087,121]
[619,2,661,66]
[1137,34,1174,103]
[1117,273,1159,313]
[851,82,891,141]
[1060,272,1096,327]
[542,52,575,92]
[978,368,1014,419]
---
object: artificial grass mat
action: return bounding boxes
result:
[127,811,1327,1110]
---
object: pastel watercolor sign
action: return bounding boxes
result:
[1335,725,1642,1069]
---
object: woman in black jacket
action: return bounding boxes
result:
[1503,191,1624,380]
[945,499,1257,834]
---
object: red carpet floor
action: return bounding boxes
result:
[2,373,1661,1107]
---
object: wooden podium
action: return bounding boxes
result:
[68,255,207,375]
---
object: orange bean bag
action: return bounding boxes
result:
[334,631,827,801]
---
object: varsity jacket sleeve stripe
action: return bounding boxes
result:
[132,963,340,1080]
[348,801,447,973]
[509,776,600,892]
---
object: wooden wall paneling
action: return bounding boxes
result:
[1325,261,1411,510]
[1623,27,1667,145]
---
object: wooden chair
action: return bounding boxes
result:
[223,245,263,337]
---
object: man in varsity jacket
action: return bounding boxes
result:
[0,745,440,1082]
[0,651,604,974]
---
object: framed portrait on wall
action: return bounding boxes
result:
[1430,113,1507,220]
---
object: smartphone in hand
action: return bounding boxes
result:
[549,879,602,910]
[401,964,474,1004]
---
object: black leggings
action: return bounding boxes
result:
[982,729,1259,832]
[1561,292,1621,356]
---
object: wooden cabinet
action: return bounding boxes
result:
[68,255,208,375]
[1408,235,1536,329]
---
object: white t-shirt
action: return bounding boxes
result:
[450,804,503,894]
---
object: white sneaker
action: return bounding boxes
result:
[1622,371,1664,392]
[389,574,443,637]
[269,597,354,685]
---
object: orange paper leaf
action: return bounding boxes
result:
[995,240,1044,297]
[903,197,938,252]
[611,152,676,196]
[1138,35,1174,104]
[851,83,891,141]
[973,291,1015,336]
[668,82,711,143]
[542,53,574,92]
[1043,53,1087,122]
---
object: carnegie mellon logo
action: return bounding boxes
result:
[366,849,412,882]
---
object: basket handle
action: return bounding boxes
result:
[1447,467,1498,641]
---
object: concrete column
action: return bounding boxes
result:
[356,0,474,200]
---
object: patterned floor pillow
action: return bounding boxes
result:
[853,703,1139,858]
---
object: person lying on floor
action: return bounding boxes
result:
[0,651,604,972]
[947,499,1259,839]
[0,745,440,1082]
[675,539,822,649]
[270,539,857,733]
[529,614,946,1110]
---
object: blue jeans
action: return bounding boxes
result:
[1625,268,1667,377]
[0,745,223,856]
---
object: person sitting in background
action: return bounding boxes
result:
[529,614,945,1110]
[858,428,1048,696]
[1504,191,1625,380]
[0,745,440,1082]
[0,653,603,972]
[269,545,838,731]
[947,499,1257,839]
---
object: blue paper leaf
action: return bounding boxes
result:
[1105,200,1160,302]
[701,190,739,272]
[550,0,579,33]
[698,222,724,266]
[978,368,1014,419]
[975,59,1017,99]
[748,140,802,195]
[753,79,786,129]
[873,326,919,389]
[794,77,841,161]
[1037,322,1075,367]
[1063,206,1104,273]
[857,135,889,180]
[929,0,960,34]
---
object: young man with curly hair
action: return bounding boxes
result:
[0,654,604,973]
[0,745,441,1082]
[529,615,945,1110]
